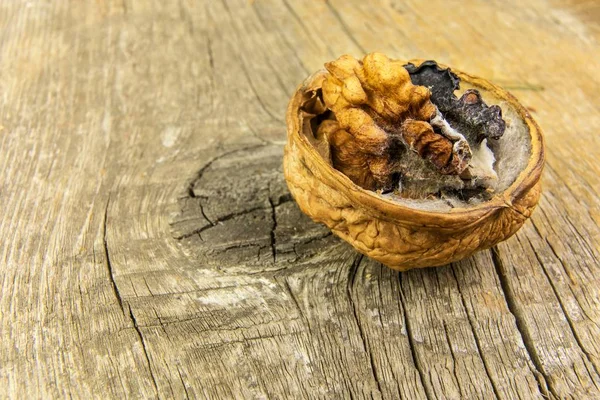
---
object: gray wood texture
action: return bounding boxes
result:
[1,0,599,398]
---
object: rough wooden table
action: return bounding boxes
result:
[1,0,599,399]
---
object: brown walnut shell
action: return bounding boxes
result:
[283,60,545,271]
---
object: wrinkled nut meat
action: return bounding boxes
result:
[283,53,544,271]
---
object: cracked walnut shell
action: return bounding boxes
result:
[283,57,545,271]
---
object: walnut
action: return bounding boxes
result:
[283,55,545,271]
[316,53,471,191]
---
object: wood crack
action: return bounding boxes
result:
[297,232,333,247]
[207,36,214,70]
[215,0,285,124]
[129,306,161,397]
[175,205,269,240]
[220,243,267,258]
[103,196,160,397]
[212,206,266,227]
[268,198,277,262]
[527,236,600,384]
[176,366,190,400]
[284,279,308,326]
[278,26,310,74]
[451,265,501,399]
[186,144,265,200]
[246,122,271,146]
[249,4,310,78]
[178,158,296,249]
[529,217,577,285]
[281,0,320,53]
[491,247,554,399]
[398,272,433,400]
[176,145,274,240]
[325,1,367,54]
[442,320,463,398]
[238,59,285,124]
[198,201,214,225]
[346,255,383,397]
[103,196,125,314]
[202,330,304,351]
[272,192,293,207]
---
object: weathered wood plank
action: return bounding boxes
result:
[1,0,599,399]
[452,253,548,398]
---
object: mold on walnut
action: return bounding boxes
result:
[283,54,544,271]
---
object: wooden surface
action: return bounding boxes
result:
[1,1,599,399]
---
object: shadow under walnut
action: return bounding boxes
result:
[283,60,544,271]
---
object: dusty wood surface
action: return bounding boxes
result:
[1,1,599,399]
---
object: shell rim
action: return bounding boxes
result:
[285,59,545,226]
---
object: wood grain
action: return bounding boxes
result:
[1,0,599,398]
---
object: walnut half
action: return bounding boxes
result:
[315,53,472,193]
[284,55,544,271]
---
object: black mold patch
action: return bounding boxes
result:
[404,60,506,144]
